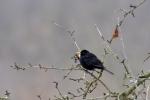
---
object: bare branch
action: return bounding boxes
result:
[119,71,150,100]
[118,0,146,27]
[52,21,80,51]
[10,63,80,71]
[83,69,113,94]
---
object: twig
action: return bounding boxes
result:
[4,91,10,97]
[117,17,127,60]
[63,66,79,79]
[69,78,84,83]
[146,85,150,100]
[121,59,130,75]
[83,71,102,99]
[118,0,146,27]
[53,82,67,100]
[67,92,83,99]
[117,17,134,78]
[10,63,80,71]
[83,69,112,94]
[144,53,150,62]
[95,24,121,61]
[139,71,150,78]
[52,21,80,51]
[94,24,105,41]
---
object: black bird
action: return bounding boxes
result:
[79,50,114,75]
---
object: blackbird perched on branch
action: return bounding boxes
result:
[79,50,114,75]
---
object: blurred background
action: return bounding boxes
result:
[0,0,150,100]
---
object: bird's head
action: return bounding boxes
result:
[80,50,89,56]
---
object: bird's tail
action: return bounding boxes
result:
[104,68,114,75]
[94,65,114,75]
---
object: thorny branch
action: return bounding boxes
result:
[10,63,80,72]
[0,91,10,100]
[95,0,146,77]
[118,0,146,27]
[83,70,102,99]
[8,0,149,100]
[83,69,112,94]
[119,70,150,100]
[95,24,131,77]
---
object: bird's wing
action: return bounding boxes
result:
[85,53,102,66]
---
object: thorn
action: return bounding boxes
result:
[53,81,58,88]
[5,90,10,97]
[121,59,125,63]
[130,4,137,9]
[37,95,42,100]
[131,11,135,17]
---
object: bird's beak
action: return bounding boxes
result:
[75,51,81,59]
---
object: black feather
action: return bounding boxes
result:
[79,50,114,75]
